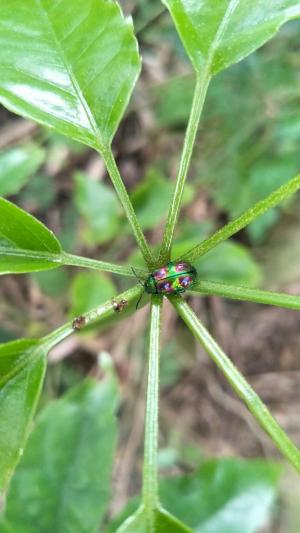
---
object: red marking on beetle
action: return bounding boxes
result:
[157,280,173,293]
[175,262,189,272]
[72,315,86,330]
[179,275,192,288]
[153,267,168,280]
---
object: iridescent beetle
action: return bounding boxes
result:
[134,261,197,307]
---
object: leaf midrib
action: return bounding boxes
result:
[35,0,105,151]
[205,0,240,74]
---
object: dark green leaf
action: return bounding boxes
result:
[0,339,46,491]
[163,0,300,75]
[109,458,281,533]
[74,172,121,245]
[3,376,119,533]
[0,146,45,197]
[0,197,62,274]
[0,0,140,150]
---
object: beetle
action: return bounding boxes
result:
[134,261,197,308]
[144,261,197,295]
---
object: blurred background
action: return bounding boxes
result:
[1,0,300,530]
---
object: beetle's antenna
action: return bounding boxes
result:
[135,291,144,310]
[131,267,144,287]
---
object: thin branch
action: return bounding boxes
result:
[182,174,300,263]
[101,147,154,268]
[42,284,144,351]
[142,295,162,523]
[158,72,211,263]
[191,280,300,311]
[171,296,300,473]
[62,252,147,278]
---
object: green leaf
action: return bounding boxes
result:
[0,197,62,274]
[2,376,119,533]
[163,0,300,75]
[0,146,45,197]
[0,0,140,150]
[115,506,192,533]
[159,458,280,533]
[74,172,121,245]
[195,241,261,286]
[0,198,128,277]
[109,459,280,533]
[69,272,116,318]
[0,339,47,492]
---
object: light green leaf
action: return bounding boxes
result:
[0,339,47,491]
[74,172,121,245]
[0,0,140,150]
[0,197,62,274]
[195,241,262,286]
[0,146,45,197]
[108,459,280,533]
[116,506,192,533]
[163,0,300,75]
[2,376,119,533]
[69,271,116,318]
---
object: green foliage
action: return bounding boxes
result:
[0,0,140,151]
[109,458,281,533]
[0,197,61,274]
[74,172,121,245]
[0,1,300,532]
[0,146,45,197]
[115,506,192,533]
[162,0,300,75]
[0,339,47,492]
[69,272,116,318]
[1,375,119,533]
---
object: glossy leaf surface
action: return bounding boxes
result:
[0,146,45,197]
[0,197,62,273]
[163,0,300,75]
[0,0,140,150]
[0,339,46,491]
[2,376,119,533]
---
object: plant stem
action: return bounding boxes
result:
[142,295,162,522]
[101,147,154,268]
[171,296,300,473]
[42,284,144,351]
[182,173,300,263]
[62,252,147,278]
[159,72,211,263]
[191,280,300,311]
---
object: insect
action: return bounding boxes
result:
[134,261,197,308]
[112,298,128,312]
[72,315,86,330]
[144,261,197,295]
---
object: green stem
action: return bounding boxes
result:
[42,284,144,351]
[171,296,300,473]
[159,72,211,263]
[191,280,300,311]
[62,252,147,278]
[142,295,162,521]
[182,173,300,263]
[101,147,154,268]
